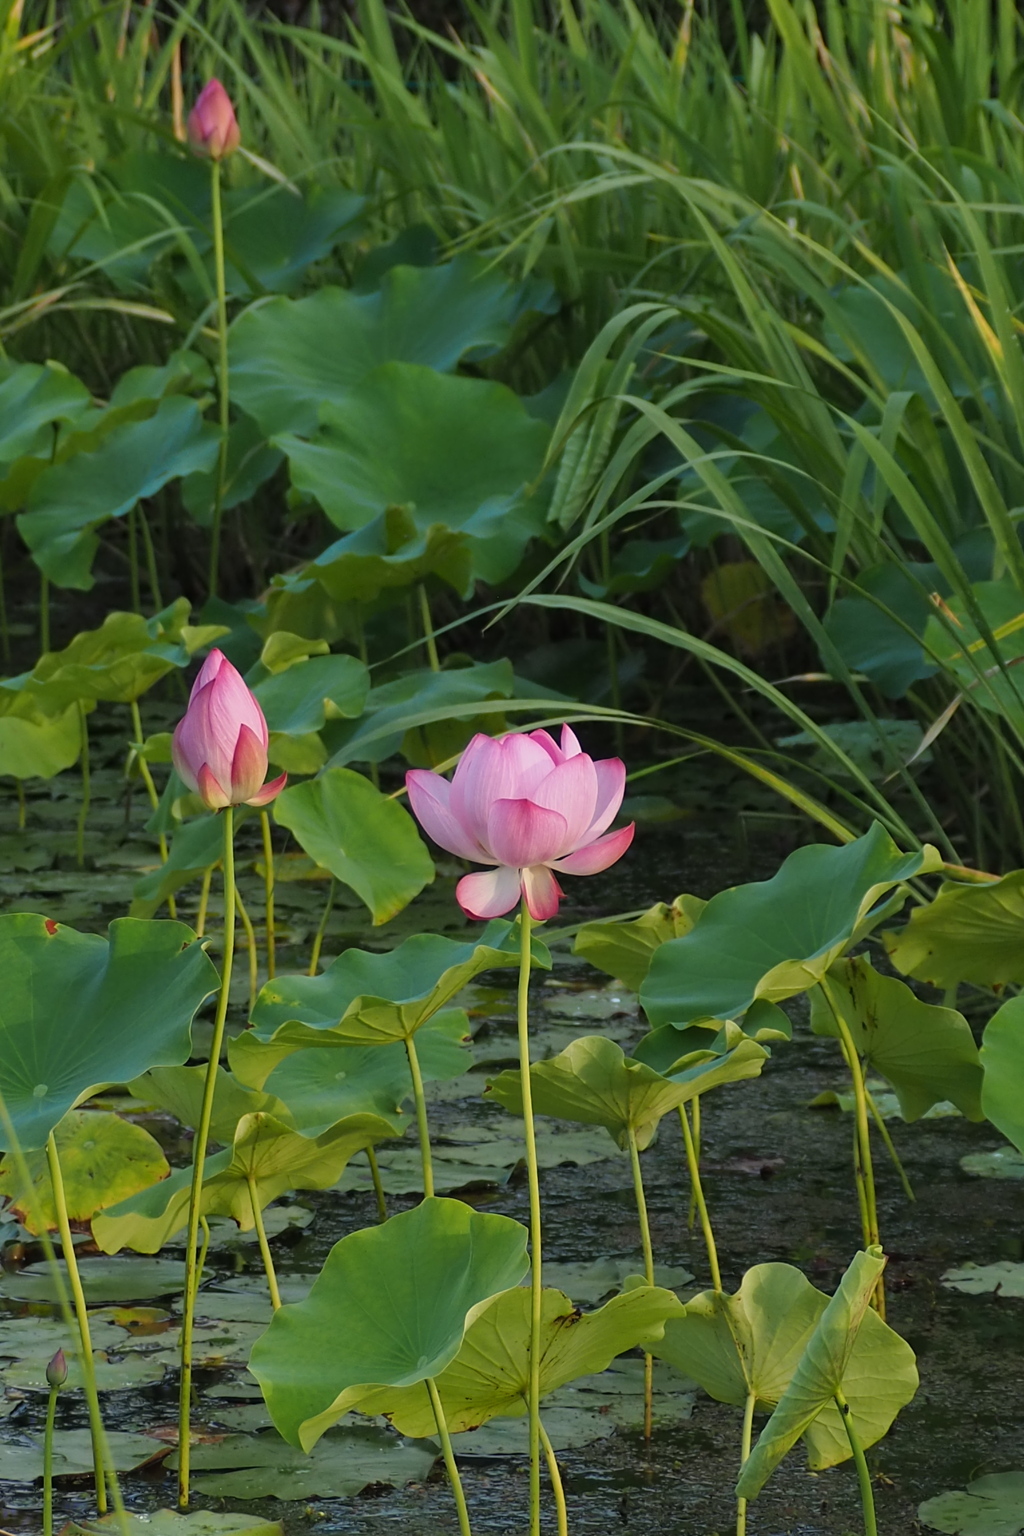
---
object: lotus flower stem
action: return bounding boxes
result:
[138,505,163,610]
[626,1123,655,1439]
[260,810,276,978]
[539,1419,567,1536]
[835,1386,878,1536]
[179,804,236,1508]
[405,1033,435,1197]
[418,584,440,672]
[516,902,543,1536]
[43,1359,60,1536]
[309,877,336,974]
[426,1376,472,1536]
[46,1132,107,1512]
[207,156,230,601]
[687,1095,701,1228]
[736,1388,756,1536]
[129,701,176,917]
[247,1173,281,1310]
[193,1216,211,1304]
[678,1103,721,1292]
[76,703,90,869]
[128,507,141,613]
[196,865,214,937]
[866,1090,915,1202]
[820,981,883,1314]
[366,1145,388,1223]
[234,880,258,1011]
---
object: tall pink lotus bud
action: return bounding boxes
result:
[187,79,241,161]
[172,649,286,813]
[406,725,634,922]
[46,1348,67,1388]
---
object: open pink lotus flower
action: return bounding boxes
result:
[172,650,287,812]
[187,78,241,160]
[406,726,634,921]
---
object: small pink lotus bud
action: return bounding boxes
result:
[46,1348,67,1388]
[172,649,287,812]
[187,79,241,161]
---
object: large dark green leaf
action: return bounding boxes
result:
[304,506,472,604]
[0,916,218,1150]
[278,365,549,586]
[273,768,433,925]
[823,562,937,699]
[249,1197,529,1449]
[981,996,1024,1154]
[641,824,941,1028]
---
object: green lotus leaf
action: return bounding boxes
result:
[486,1034,767,1151]
[918,1472,1024,1536]
[130,812,238,920]
[885,870,1024,989]
[93,1111,397,1254]
[736,1250,918,1498]
[277,365,549,588]
[357,1283,684,1436]
[305,506,472,604]
[981,995,1024,1154]
[249,1196,529,1450]
[809,955,983,1121]
[69,1510,283,1536]
[128,1064,290,1142]
[13,599,207,709]
[574,895,707,992]
[0,1108,168,1234]
[0,1256,187,1304]
[0,362,91,469]
[0,695,82,779]
[641,823,941,1028]
[248,921,540,1056]
[252,652,369,740]
[230,257,547,437]
[0,1427,163,1481]
[654,1260,918,1473]
[174,1423,437,1502]
[273,767,433,926]
[0,915,218,1150]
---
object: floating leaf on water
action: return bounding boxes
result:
[918,1472,1024,1535]
[942,1262,1024,1298]
[0,1256,187,1304]
[3,1349,168,1391]
[542,1258,695,1305]
[204,1204,313,1249]
[960,1148,1024,1180]
[0,1426,163,1480]
[541,986,637,1022]
[69,1510,283,1536]
[175,1423,437,1500]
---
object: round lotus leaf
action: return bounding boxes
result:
[0,1108,168,1234]
[942,1262,1024,1298]
[0,1256,187,1303]
[0,1426,164,1480]
[3,1348,168,1391]
[919,1472,1024,1536]
[72,1511,283,1536]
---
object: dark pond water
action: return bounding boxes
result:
[0,749,1021,1536]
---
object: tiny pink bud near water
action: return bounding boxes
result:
[406,726,634,922]
[187,78,240,161]
[172,649,287,813]
[46,1348,67,1388]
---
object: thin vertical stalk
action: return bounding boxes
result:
[627,1122,655,1440]
[247,1174,281,1310]
[426,1376,472,1536]
[539,1418,568,1536]
[678,1101,722,1291]
[192,1217,211,1306]
[196,865,213,937]
[736,1388,756,1536]
[366,1145,387,1223]
[76,703,90,868]
[46,1134,106,1512]
[835,1386,878,1536]
[130,701,175,918]
[866,1090,915,1203]
[138,506,163,610]
[418,583,440,671]
[308,877,335,974]
[516,901,543,1536]
[207,157,230,601]
[233,881,258,1011]
[259,810,276,979]
[43,1372,59,1536]
[40,571,50,654]
[127,507,141,612]
[405,1032,434,1197]
[821,981,883,1312]
[687,1094,701,1229]
[179,805,235,1508]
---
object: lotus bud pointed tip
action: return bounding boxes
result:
[187,78,240,161]
[46,1348,67,1388]
[173,654,277,810]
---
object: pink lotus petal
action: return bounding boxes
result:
[528,729,563,765]
[406,770,488,861]
[451,733,553,849]
[210,661,268,748]
[521,864,563,920]
[182,681,234,791]
[171,716,200,794]
[189,648,228,703]
[530,754,598,853]
[197,763,231,811]
[486,798,568,869]
[246,771,288,807]
[550,822,634,875]
[456,866,522,920]
[559,724,583,758]
[582,757,627,843]
[231,724,270,802]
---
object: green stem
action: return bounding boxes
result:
[234,880,258,1012]
[627,1121,655,1440]
[196,865,213,938]
[736,1388,756,1536]
[516,900,543,1536]
[128,507,140,613]
[405,1032,434,1198]
[192,1216,211,1307]
[866,1089,915,1203]
[678,1101,722,1291]
[179,805,235,1509]
[44,1377,58,1536]
[260,810,276,980]
[40,570,49,654]
[821,980,884,1318]
[247,1173,281,1310]
[76,703,90,869]
[207,156,230,601]
[539,1417,568,1536]
[426,1376,472,1536]
[687,1094,701,1229]
[835,1386,878,1536]
[130,700,176,917]
[138,505,163,611]
[308,877,335,974]
[46,1133,107,1513]
[418,583,440,672]
[366,1145,387,1223]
